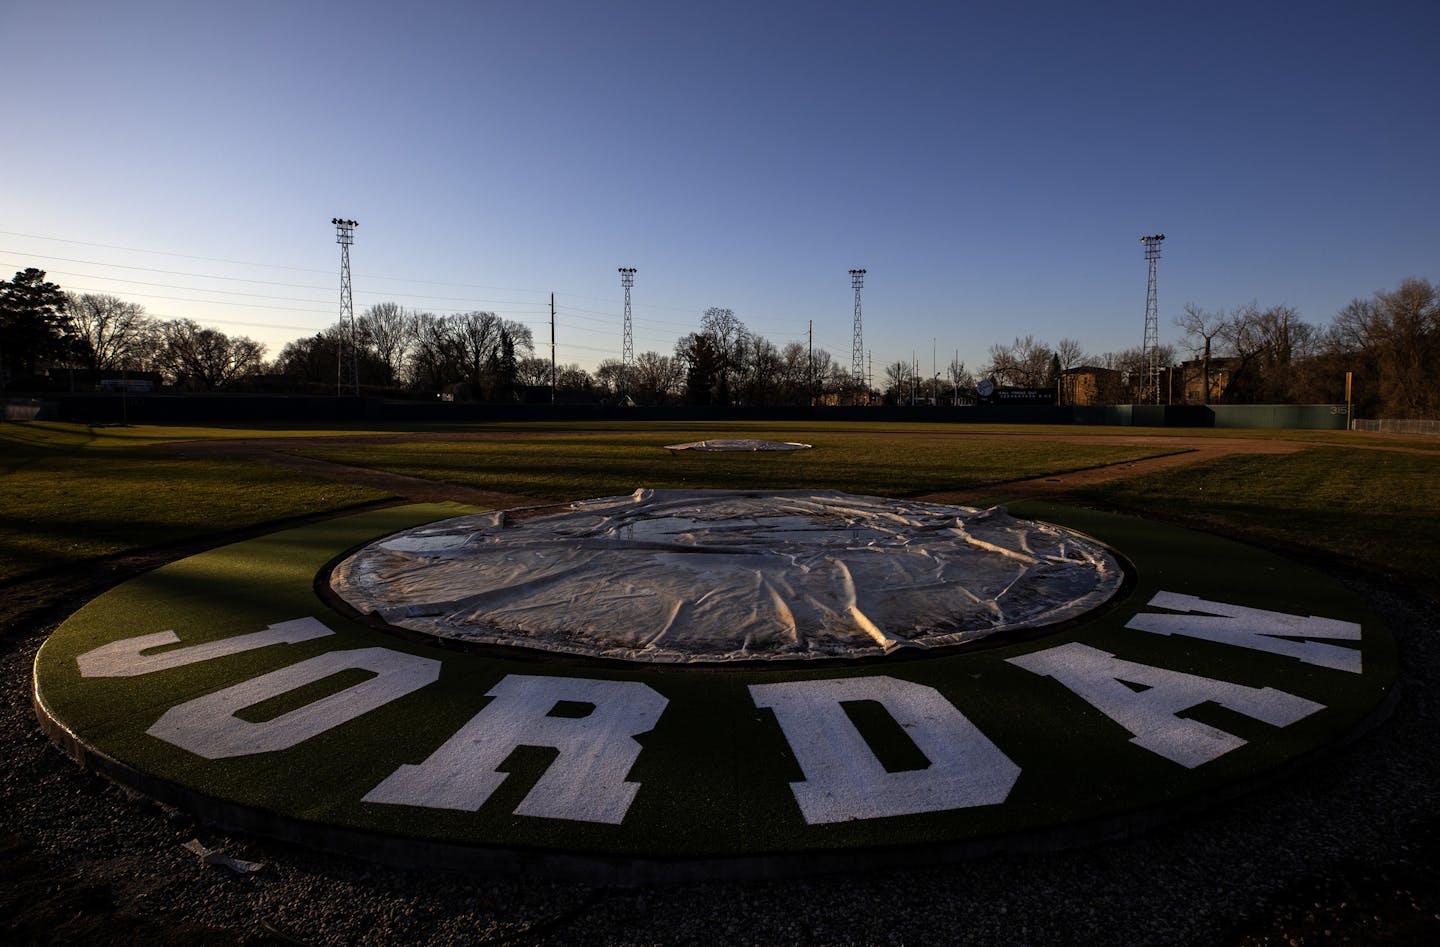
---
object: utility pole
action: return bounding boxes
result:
[1140,233,1165,404]
[550,292,556,405]
[849,269,866,405]
[332,217,359,397]
[618,267,636,402]
[808,319,814,407]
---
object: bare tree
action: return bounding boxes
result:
[1055,338,1088,372]
[826,361,856,401]
[155,319,265,390]
[1175,304,1227,403]
[631,350,683,405]
[66,293,152,373]
[1331,278,1440,417]
[594,358,625,398]
[1217,303,1307,403]
[777,341,810,404]
[883,360,915,404]
[985,335,1054,386]
[1099,345,1173,402]
[359,302,413,386]
[405,311,452,391]
[811,349,839,403]
[555,363,595,395]
[273,333,338,384]
[946,355,975,404]
[736,334,781,405]
[515,356,553,388]
[698,307,747,404]
[449,311,502,391]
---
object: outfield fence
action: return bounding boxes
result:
[19,394,1354,430]
[1352,418,1440,436]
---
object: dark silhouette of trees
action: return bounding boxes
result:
[1330,278,1440,418]
[630,351,683,405]
[358,302,413,387]
[677,332,721,405]
[984,335,1055,387]
[883,360,915,404]
[1175,304,1227,404]
[697,307,746,404]
[1,268,76,383]
[736,335,782,405]
[66,293,154,374]
[397,310,532,398]
[155,319,265,390]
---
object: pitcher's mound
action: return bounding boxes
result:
[663,438,811,452]
[330,489,1124,664]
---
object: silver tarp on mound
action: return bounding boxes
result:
[330,489,1123,663]
[662,438,812,452]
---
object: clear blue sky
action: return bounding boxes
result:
[3,0,1437,380]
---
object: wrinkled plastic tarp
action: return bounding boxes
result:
[331,489,1123,663]
[663,438,812,452]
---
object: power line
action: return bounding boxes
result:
[4,229,833,327]
[3,251,576,309]
[5,230,865,370]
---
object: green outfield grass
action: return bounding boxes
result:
[279,429,1182,500]
[0,422,385,580]
[3,419,1437,590]
[1080,446,1440,588]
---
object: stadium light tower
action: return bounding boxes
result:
[618,267,636,401]
[332,217,359,397]
[1139,234,1165,404]
[849,268,866,405]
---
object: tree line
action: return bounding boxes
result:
[1171,277,1439,417]
[2,266,1435,417]
[0,268,266,390]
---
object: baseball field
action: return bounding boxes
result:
[3,418,1438,944]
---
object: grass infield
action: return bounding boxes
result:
[278,429,1182,500]
[0,421,384,580]
[6,419,1437,590]
[1080,446,1440,588]
[33,501,1396,864]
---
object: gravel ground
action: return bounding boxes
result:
[3,550,1438,945]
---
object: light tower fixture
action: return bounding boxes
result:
[332,217,359,397]
[1139,234,1164,405]
[618,267,636,402]
[849,268,866,405]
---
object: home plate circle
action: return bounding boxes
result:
[329,490,1125,663]
[32,499,1397,882]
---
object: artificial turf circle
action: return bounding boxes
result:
[32,502,1396,881]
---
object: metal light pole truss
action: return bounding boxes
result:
[849,268,866,404]
[618,267,636,400]
[1140,234,1164,404]
[332,217,359,397]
